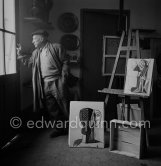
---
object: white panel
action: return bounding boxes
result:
[5,33,16,74]
[69,101,104,148]
[0,0,3,29]
[0,31,5,75]
[4,0,15,32]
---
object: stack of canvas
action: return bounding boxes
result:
[117,103,141,122]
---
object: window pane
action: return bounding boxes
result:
[0,31,5,75]
[4,0,15,32]
[0,0,3,29]
[5,33,16,74]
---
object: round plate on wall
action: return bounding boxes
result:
[60,34,80,51]
[58,13,79,33]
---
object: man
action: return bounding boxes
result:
[17,29,69,137]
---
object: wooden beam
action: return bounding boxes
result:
[118,0,124,33]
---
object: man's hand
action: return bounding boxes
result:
[62,69,69,77]
[62,69,69,84]
[16,43,24,59]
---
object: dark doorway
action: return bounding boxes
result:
[80,9,130,101]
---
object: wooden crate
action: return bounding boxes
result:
[110,119,145,159]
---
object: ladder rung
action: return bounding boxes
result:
[104,55,126,58]
[103,73,125,76]
[120,46,138,51]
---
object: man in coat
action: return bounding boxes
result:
[17,29,69,137]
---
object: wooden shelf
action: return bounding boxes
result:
[24,17,54,29]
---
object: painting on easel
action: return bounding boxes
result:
[68,101,104,148]
[124,58,154,97]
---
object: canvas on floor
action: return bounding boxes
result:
[124,58,154,97]
[68,101,104,148]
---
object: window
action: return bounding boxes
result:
[0,0,16,75]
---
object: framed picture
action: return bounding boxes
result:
[124,58,154,97]
[68,101,104,148]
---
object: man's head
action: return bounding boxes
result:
[31,29,49,48]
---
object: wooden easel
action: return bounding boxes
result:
[99,29,142,121]
[99,29,140,105]
[98,29,149,158]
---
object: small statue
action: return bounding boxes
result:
[31,0,53,23]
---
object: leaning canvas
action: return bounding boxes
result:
[68,101,104,148]
[124,58,154,97]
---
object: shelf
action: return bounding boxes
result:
[24,17,54,29]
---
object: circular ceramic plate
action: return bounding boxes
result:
[60,34,80,51]
[58,13,79,33]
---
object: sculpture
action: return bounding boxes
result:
[31,0,53,23]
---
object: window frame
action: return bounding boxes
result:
[0,0,17,76]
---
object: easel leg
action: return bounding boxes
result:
[121,96,126,120]
[139,98,149,158]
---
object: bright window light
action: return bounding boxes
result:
[0,0,16,75]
